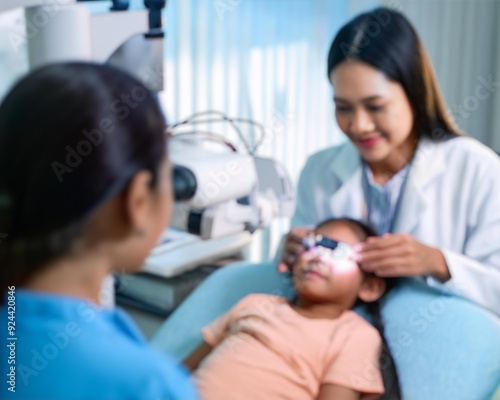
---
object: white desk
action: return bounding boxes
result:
[142,228,252,278]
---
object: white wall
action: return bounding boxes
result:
[0,8,29,101]
[383,0,500,152]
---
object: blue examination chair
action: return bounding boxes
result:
[151,261,500,400]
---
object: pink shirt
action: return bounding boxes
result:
[195,294,384,399]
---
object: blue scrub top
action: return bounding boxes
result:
[1,289,199,400]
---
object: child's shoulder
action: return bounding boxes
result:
[340,310,381,342]
[235,293,288,308]
[236,293,288,308]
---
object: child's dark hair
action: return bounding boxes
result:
[0,62,167,301]
[316,217,402,400]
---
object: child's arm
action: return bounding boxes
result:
[182,306,232,371]
[321,318,385,399]
[182,341,213,371]
[317,384,360,400]
[182,294,263,371]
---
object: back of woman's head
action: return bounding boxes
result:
[0,62,167,288]
[327,7,460,139]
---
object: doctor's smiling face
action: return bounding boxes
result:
[330,60,418,178]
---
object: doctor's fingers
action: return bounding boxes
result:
[281,239,306,268]
[281,253,298,270]
[285,241,305,257]
[362,234,412,251]
[360,245,410,264]
[364,258,415,277]
[288,227,314,242]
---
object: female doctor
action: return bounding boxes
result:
[280,8,500,316]
[0,63,198,399]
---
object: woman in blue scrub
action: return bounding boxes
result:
[0,63,199,400]
[280,8,500,316]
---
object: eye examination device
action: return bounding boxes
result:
[169,126,295,240]
[302,235,360,263]
[2,0,295,242]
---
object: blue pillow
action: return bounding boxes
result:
[151,261,500,399]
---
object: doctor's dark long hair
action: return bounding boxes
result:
[0,63,167,301]
[315,218,402,400]
[327,7,462,140]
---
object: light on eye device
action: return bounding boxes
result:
[302,235,359,262]
[303,235,340,251]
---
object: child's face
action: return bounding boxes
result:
[292,223,365,306]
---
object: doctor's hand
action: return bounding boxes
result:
[358,233,451,282]
[278,227,314,272]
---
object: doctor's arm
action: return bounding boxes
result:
[361,157,500,316]
[433,159,500,316]
[361,219,500,316]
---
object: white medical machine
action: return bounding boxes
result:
[2,1,295,281]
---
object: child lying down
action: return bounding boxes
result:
[184,217,401,400]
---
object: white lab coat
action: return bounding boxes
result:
[292,135,500,316]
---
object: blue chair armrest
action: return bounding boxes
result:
[150,261,294,361]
